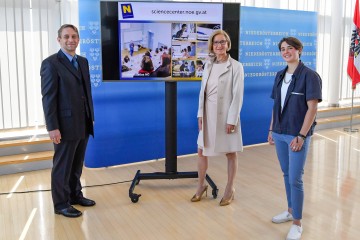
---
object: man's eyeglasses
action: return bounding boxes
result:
[213,40,227,46]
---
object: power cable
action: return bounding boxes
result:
[0,179,132,195]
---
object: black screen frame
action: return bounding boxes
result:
[100,1,240,81]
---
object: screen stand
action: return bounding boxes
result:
[129,81,218,203]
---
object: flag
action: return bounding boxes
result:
[348,0,360,89]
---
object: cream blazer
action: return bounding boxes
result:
[197,56,244,153]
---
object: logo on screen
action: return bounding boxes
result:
[121,4,134,19]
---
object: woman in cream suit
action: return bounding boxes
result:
[191,30,244,206]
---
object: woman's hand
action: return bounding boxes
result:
[290,136,304,152]
[268,131,274,145]
[226,124,236,134]
[198,117,202,131]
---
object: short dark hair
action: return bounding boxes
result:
[57,24,79,38]
[181,24,187,29]
[278,37,303,57]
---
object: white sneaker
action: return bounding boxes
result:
[286,224,303,240]
[272,211,294,223]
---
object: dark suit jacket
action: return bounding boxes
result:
[41,50,94,140]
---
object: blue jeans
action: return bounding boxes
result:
[272,132,311,220]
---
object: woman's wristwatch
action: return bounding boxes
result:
[297,133,306,141]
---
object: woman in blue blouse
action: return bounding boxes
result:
[268,37,322,240]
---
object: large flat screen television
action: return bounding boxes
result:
[100,1,240,81]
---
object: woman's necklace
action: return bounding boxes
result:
[283,77,291,84]
[284,63,297,83]
[215,56,228,63]
[283,73,292,84]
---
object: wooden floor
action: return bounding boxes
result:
[1,126,360,240]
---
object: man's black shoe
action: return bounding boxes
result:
[70,197,96,207]
[55,206,82,218]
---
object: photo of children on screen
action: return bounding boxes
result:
[172,42,196,60]
[172,60,196,78]
[171,23,196,41]
[120,23,172,79]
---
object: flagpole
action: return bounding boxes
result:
[344,84,359,133]
[345,0,359,133]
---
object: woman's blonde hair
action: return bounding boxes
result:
[207,29,232,54]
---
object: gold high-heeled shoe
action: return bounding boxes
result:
[219,190,235,206]
[191,185,208,202]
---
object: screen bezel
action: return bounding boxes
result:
[100,1,240,82]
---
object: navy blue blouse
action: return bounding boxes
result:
[270,61,322,136]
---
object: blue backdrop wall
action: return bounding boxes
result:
[78,1,317,168]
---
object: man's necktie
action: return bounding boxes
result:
[72,57,79,70]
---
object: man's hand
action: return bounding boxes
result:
[49,129,61,144]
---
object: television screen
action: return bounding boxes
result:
[100,1,240,81]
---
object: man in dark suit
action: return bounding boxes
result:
[41,24,95,218]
